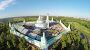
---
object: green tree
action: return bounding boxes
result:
[19,38,27,50]
[81,38,87,45]
[0,32,4,43]
[7,41,11,48]
[62,41,66,48]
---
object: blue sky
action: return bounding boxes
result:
[0,0,90,19]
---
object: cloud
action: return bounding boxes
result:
[0,0,14,10]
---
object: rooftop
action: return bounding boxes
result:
[14,22,65,41]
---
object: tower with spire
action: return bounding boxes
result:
[60,20,61,23]
[46,13,49,28]
[67,24,71,31]
[23,19,26,24]
[38,15,42,20]
[37,15,43,23]
[9,22,12,27]
[41,32,47,47]
[51,17,53,22]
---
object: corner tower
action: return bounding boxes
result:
[41,32,47,47]
[67,24,71,31]
[23,19,26,24]
[9,22,12,27]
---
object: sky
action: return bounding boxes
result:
[0,0,90,19]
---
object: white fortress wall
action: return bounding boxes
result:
[60,22,67,30]
[11,27,41,48]
[47,38,55,47]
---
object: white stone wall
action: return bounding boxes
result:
[11,29,41,48]
[60,22,67,30]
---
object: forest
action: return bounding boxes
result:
[0,16,90,50]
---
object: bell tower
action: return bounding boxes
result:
[46,13,49,28]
